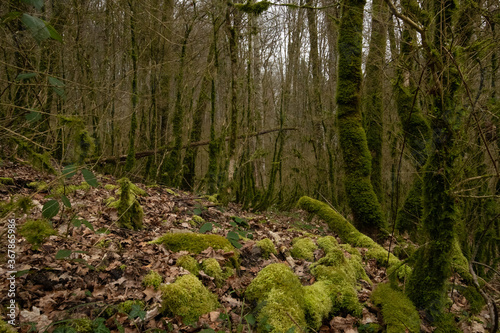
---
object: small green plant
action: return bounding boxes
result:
[142,270,163,289]
[19,219,57,250]
[115,177,144,230]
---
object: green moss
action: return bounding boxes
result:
[0,196,33,218]
[371,283,420,333]
[303,281,333,329]
[256,238,277,259]
[151,232,234,254]
[0,319,16,333]
[27,181,48,192]
[160,274,219,323]
[0,177,14,185]
[396,178,424,239]
[71,317,93,333]
[310,254,363,316]
[176,255,199,275]
[450,238,472,283]
[117,300,145,314]
[53,183,91,196]
[317,236,339,253]
[246,263,304,304]
[462,286,485,315]
[75,129,95,163]
[202,258,224,287]
[19,219,57,250]
[104,184,118,191]
[290,237,318,261]
[116,178,143,230]
[257,288,307,333]
[142,270,162,289]
[191,215,205,226]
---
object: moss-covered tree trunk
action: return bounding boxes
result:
[363,0,387,204]
[393,0,430,238]
[407,0,460,316]
[336,0,386,238]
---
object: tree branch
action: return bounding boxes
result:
[383,0,424,34]
[91,127,297,164]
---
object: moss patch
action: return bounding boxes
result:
[0,318,16,333]
[202,258,225,287]
[303,281,334,329]
[160,274,219,323]
[256,238,277,259]
[246,264,306,332]
[176,255,199,275]
[371,283,420,333]
[290,237,318,261]
[142,270,162,289]
[19,219,57,250]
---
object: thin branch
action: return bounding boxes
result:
[383,0,424,34]
[91,127,298,164]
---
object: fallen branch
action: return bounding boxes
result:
[91,127,297,164]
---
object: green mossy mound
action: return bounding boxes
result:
[19,219,57,250]
[290,237,318,261]
[303,281,333,329]
[176,255,199,275]
[246,264,306,332]
[142,270,162,289]
[160,274,219,323]
[371,283,420,333]
[256,238,277,259]
[202,258,226,287]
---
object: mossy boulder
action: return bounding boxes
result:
[19,219,57,250]
[290,237,318,261]
[176,255,199,275]
[371,283,420,333]
[246,263,307,332]
[256,238,277,259]
[160,274,219,323]
[303,281,334,329]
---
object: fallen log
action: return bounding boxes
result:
[91,127,297,164]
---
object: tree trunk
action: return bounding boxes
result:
[336,0,386,238]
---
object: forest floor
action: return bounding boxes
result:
[0,161,494,333]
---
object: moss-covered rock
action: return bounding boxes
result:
[290,237,318,261]
[371,283,420,333]
[160,274,219,323]
[19,219,57,250]
[176,255,199,275]
[142,270,162,289]
[256,238,277,259]
[246,264,306,332]
[303,281,333,329]
[257,288,307,333]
